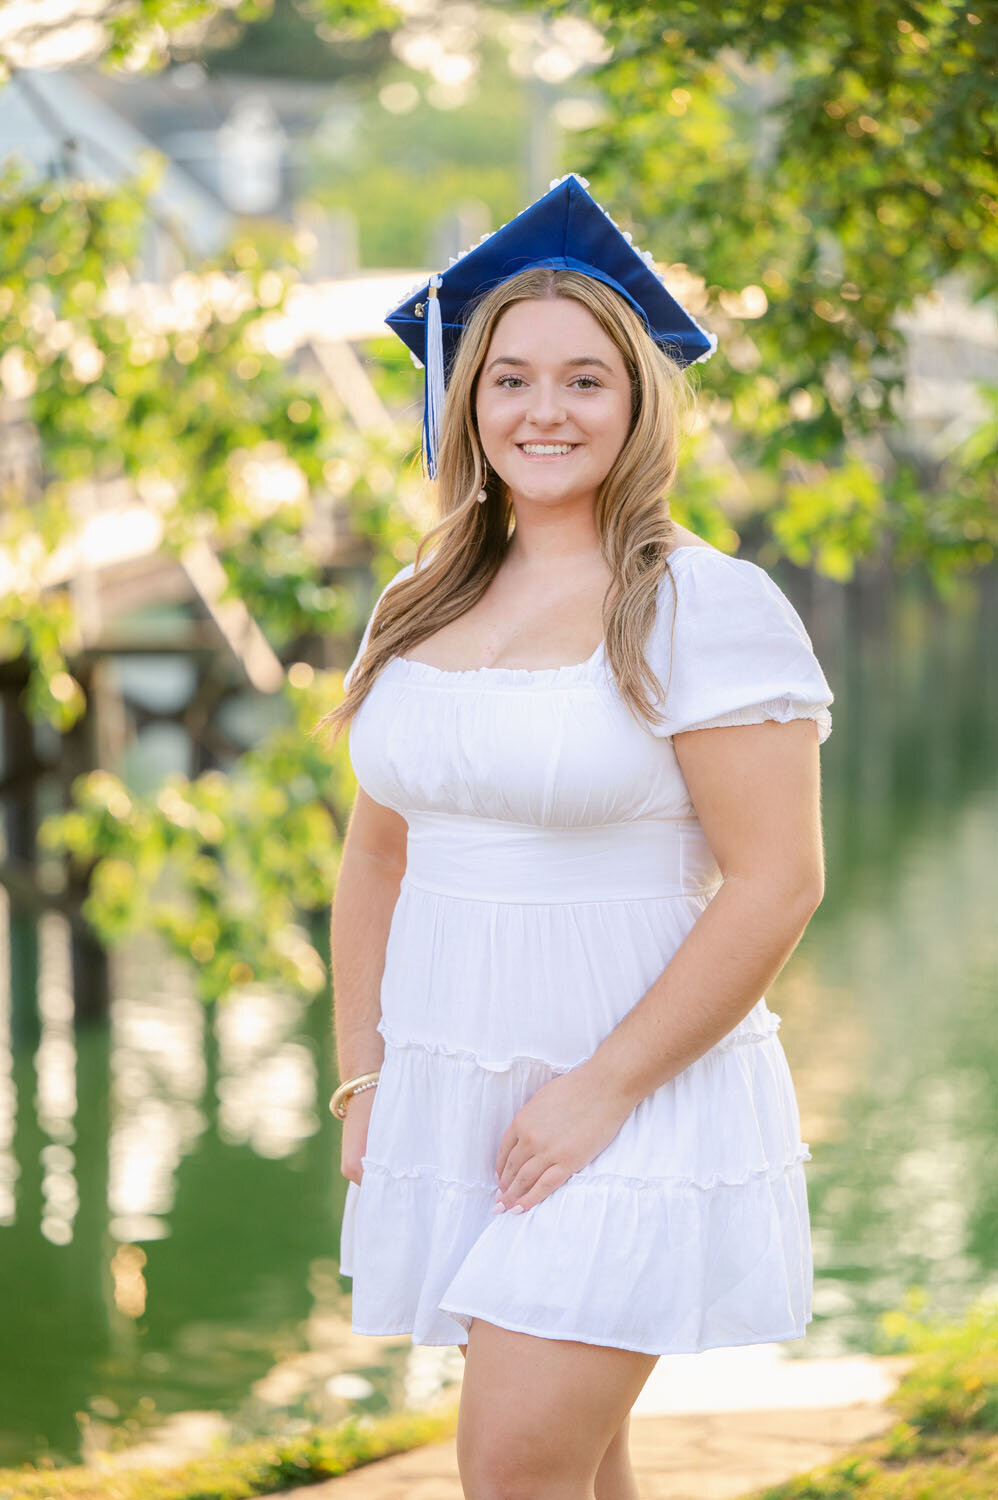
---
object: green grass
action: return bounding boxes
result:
[0,1405,459,1500]
[740,1289,998,1499]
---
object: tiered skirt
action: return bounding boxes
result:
[338,874,814,1355]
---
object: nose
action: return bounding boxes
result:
[526,378,568,427]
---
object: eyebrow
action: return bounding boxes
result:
[485,355,615,375]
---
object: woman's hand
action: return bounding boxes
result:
[340,1086,377,1186]
[493,1064,633,1215]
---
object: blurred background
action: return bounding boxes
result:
[0,0,995,1478]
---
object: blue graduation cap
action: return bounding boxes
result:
[384,172,717,480]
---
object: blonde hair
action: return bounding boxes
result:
[313,266,698,747]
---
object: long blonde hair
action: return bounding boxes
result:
[314,266,698,747]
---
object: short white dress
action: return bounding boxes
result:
[337,544,834,1355]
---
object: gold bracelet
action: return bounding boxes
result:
[329,1071,381,1120]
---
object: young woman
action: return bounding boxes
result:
[318,176,834,1500]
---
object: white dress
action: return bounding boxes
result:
[337,545,834,1354]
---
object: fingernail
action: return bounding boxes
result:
[492,1202,506,1214]
[510,1205,525,1214]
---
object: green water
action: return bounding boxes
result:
[1,565,995,1469]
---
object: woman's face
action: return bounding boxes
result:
[474,296,632,514]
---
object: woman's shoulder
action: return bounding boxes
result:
[662,528,719,560]
[663,535,762,573]
[658,539,793,601]
[649,536,827,673]
[659,535,767,588]
[645,539,834,742]
[382,559,418,591]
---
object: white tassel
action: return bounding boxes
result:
[424,273,445,480]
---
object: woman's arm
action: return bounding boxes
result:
[331,786,408,1083]
[332,788,408,1186]
[492,715,827,1213]
[589,714,826,1109]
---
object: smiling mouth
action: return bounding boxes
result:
[516,443,581,458]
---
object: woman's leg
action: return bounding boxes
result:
[455,1345,638,1499]
[592,1414,639,1500]
[454,1318,656,1500]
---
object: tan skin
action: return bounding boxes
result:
[336,298,826,1498]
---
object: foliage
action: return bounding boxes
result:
[734,1287,998,1499]
[0,147,427,683]
[38,670,359,1003]
[199,0,395,82]
[744,1444,997,1497]
[0,148,423,1000]
[0,0,402,81]
[1,153,348,714]
[541,0,998,586]
[875,1286,998,1438]
[0,1402,459,1499]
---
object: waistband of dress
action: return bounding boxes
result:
[401,811,721,904]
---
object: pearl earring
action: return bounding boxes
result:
[477,455,488,503]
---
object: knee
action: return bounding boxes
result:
[457,1436,588,1499]
[460,1482,531,1500]
[459,1470,566,1500]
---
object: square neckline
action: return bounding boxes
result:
[392,545,712,680]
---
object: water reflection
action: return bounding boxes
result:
[792,776,998,1355]
[215,990,319,1158]
[110,969,206,1243]
[35,912,79,1246]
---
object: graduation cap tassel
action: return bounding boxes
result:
[424,274,445,480]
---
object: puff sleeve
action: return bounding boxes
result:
[343,560,416,690]
[647,550,834,743]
